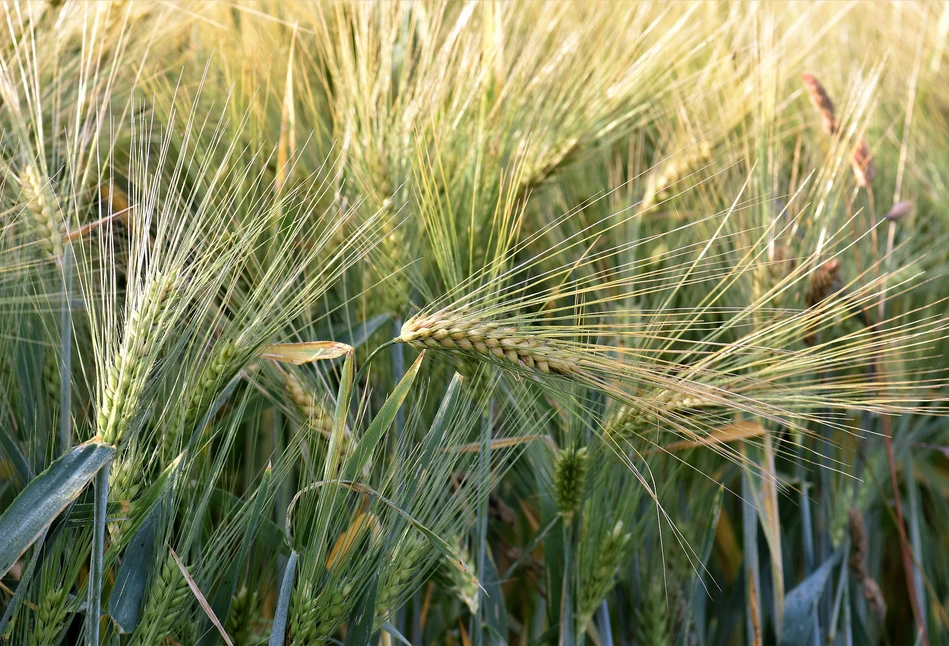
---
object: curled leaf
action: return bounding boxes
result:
[260,341,353,364]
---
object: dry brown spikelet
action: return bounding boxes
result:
[848,507,887,621]
[803,258,843,345]
[851,139,876,188]
[801,73,837,134]
[885,200,913,222]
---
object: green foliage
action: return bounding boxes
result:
[1,2,949,645]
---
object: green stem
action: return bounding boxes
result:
[354,337,400,385]
[87,461,111,645]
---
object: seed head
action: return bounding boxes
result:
[851,139,876,188]
[399,310,583,377]
[885,201,913,222]
[553,447,589,523]
[801,73,837,134]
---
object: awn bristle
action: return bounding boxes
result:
[851,139,876,188]
[399,310,583,377]
[847,508,887,621]
[800,73,837,134]
[20,163,65,260]
[99,271,182,445]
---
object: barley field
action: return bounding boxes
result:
[1,2,949,645]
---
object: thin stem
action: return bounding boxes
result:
[873,203,928,645]
[355,337,399,385]
[87,462,111,645]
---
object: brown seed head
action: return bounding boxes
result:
[851,139,876,188]
[885,201,913,222]
[801,73,837,134]
[806,259,842,309]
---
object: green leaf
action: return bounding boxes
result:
[0,526,49,637]
[87,463,111,645]
[399,372,463,509]
[109,452,185,633]
[320,313,391,350]
[0,503,71,636]
[346,570,380,646]
[109,508,157,633]
[268,550,298,646]
[0,440,114,578]
[780,548,842,645]
[481,551,508,646]
[0,424,31,489]
[210,487,290,556]
[382,621,413,646]
[324,349,355,480]
[342,351,424,481]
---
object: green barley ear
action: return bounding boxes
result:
[553,447,588,523]
[577,520,632,632]
[18,162,64,261]
[225,587,259,646]
[374,536,427,628]
[129,553,189,646]
[31,587,69,646]
[98,270,182,446]
[635,576,673,646]
[290,579,354,644]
